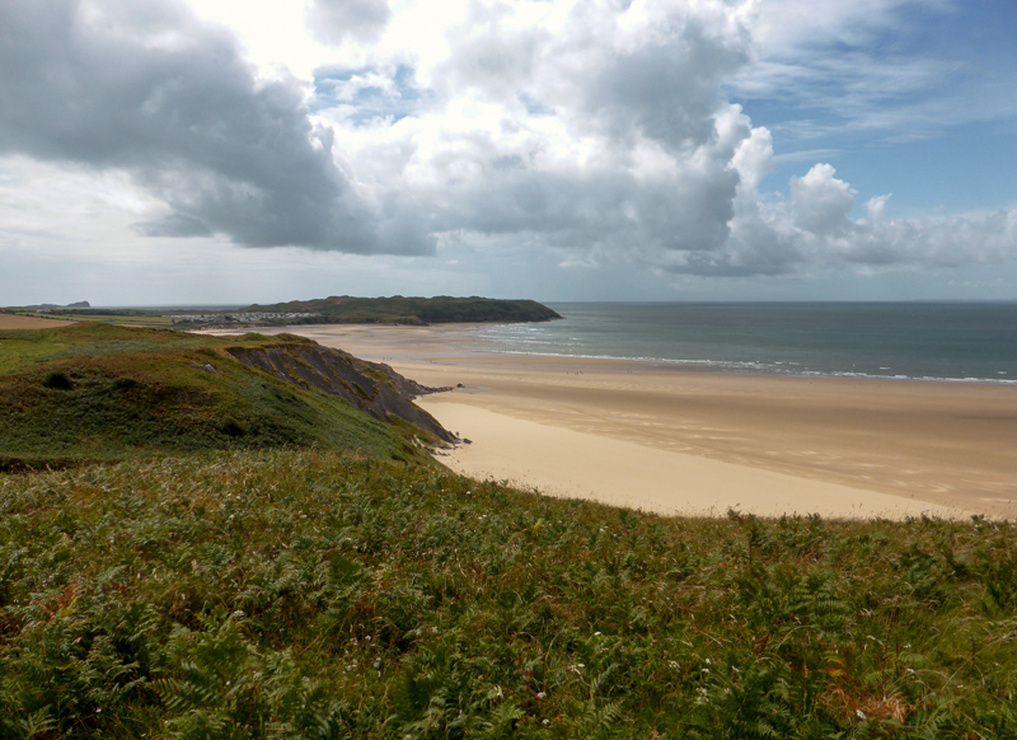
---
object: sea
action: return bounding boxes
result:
[472,302,1017,385]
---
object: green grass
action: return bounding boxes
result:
[0,322,215,372]
[2,449,1017,738]
[1,308,176,328]
[50,313,175,328]
[3,323,1017,738]
[0,324,429,468]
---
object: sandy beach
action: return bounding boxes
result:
[205,323,1017,520]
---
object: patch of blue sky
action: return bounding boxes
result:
[518,92,554,116]
[728,0,1017,217]
[755,123,1017,220]
[311,64,425,125]
[833,122,1017,216]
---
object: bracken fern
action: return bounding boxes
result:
[2,450,1017,738]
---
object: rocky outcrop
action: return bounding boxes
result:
[227,341,455,444]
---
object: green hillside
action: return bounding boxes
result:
[2,324,1017,738]
[0,323,444,470]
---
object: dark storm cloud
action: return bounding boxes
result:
[0,0,427,255]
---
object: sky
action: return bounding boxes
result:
[1,0,1016,306]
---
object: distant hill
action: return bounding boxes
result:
[3,295,563,328]
[17,300,90,310]
[238,295,563,325]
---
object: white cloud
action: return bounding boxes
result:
[748,0,952,54]
[789,163,855,235]
[729,0,1017,143]
[0,0,427,255]
[308,0,391,45]
[1,0,1016,303]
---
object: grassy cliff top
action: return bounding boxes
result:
[0,322,444,469]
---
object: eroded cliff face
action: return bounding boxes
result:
[227,340,456,445]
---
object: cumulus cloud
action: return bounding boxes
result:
[369,0,758,265]
[789,163,855,235]
[2,0,1015,284]
[323,0,1016,278]
[650,162,1017,278]
[779,165,1017,269]
[584,15,749,151]
[367,0,1008,280]
[0,0,426,255]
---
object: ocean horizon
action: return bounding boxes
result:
[473,301,1017,385]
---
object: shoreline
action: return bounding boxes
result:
[210,320,1017,386]
[199,323,1017,520]
[480,349,1017,387]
